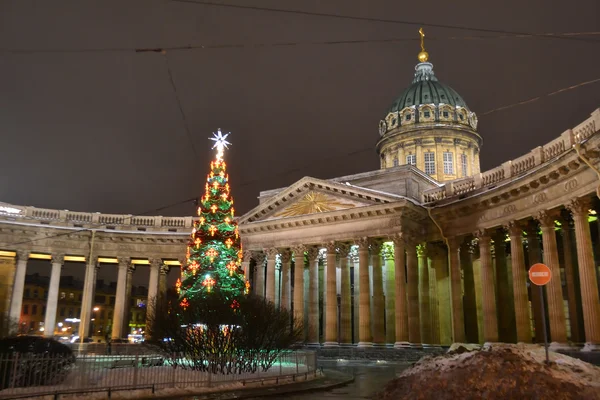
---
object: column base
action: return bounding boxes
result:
[323,342,339,347]
[581,342,600,352]
[357,342,373,348]
[549,342,572,351]
[306,342,321,348]
[410,343,423,349]
[373,343,387,347]
[394,341,411,348]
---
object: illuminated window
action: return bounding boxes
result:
[443,152,454,174]
[406,154,416,166]
[461,154,468,177]
[424,152,435,175]
[60,292,66,300]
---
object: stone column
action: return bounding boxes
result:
[475,230,498,343]
[461,241,479,343]
[265,248,278,303]
[392,234,409,347]
[505,222,532,343]
[307,247,320,346]
[384,245,396,345]
[356,237,373,347]
[242,250,252,282]
[253,252,266,298]
[112,258,129,340]
[324,242,338,346]
[44,253,64,337]
[158,264,169,308]
[280,250,292,310]
[146,258,161,332]
[9,251,29,330]
[370,240,385,345]
[559,217,582,343]
[525,223,545,342]
[567,198,600,351]
[447,237,465,343]
[291,245,306,342]
[406,240,421,346]
[122,264,136,338]
[535,211,568,347]
[79,258,99,340]
[417,244,432,346]
[493,229,516,343]
[338,244,352,345]
[428,247,441,346]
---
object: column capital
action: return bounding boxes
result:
[337,243,351,258]
[242,250,253,262]
[291,245,307,257]
[355,237,370,251]
[252,251,266,264]
[118,257,130,268]
[306,246,319,261]
[280,249,292,264]
[416,243,427,258]
[127,264,136,274]
[474,229,491,245]
[534,210,560,228]
[369,239,383,255]
[446,236,462,250]
[15,250,29,261]
[149,258,162,270]
[51,253,65,264]
[159,264,170,275]
[325,241,337,253]
[391,232,405,246]
[504,220,523,237]
[566,197,592,217]
[264,248,279,260]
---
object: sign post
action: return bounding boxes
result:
[529,263,552,364]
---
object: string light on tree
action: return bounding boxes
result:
[178,130,249,304]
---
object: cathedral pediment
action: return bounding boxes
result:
[239,177,404,224]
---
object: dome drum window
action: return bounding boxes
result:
[424,152,436,175]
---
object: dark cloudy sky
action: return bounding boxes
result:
[1,1,599,284]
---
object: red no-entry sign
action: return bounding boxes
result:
[529,263,552,286]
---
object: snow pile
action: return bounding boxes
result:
[377,343,600,400]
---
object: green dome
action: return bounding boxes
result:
[388,62,470,113]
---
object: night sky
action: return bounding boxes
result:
[1,1,599,285]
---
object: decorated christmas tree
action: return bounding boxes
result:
[177,130,248,308]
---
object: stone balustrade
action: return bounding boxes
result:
[423,108,600,203]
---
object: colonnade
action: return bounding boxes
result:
[248,196,600,350]
[7,256,173,340]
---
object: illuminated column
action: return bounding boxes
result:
[146,258,161,333]
[307,247,320,345]
[44,253,64,337]
[535,211,568,347]
[253,252,266,298]
[338,244,352,345]
[291,245,306,342]
[559,218,582,343]
[493,229,515,342]
[158,264,170,308]
[392,234,409,347]
[357,237,373,347]
[112,258,129,340]
[525,223,545,342]
[406,240,421,347]
[418,244,432,346]
[461,241,479,343]
[280,250,292,310]
[9,251,29,331]
[447,237,465,343]
[79,258,99,340]
[242,250,252,282]
[265,248,278,303]
[122,264,136,338]
[505,222,532,343]
[370,240,385,345]
[567,198,600,351]
[324,242,338,346]
[475,230,498,343]
[384,245,396,344]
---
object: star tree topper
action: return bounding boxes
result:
[209,129,231,161]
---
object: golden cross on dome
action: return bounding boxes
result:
[418,27,429,63]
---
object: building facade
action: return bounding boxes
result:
[0,43,599,350]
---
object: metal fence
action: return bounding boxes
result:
[0,350,317,399]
